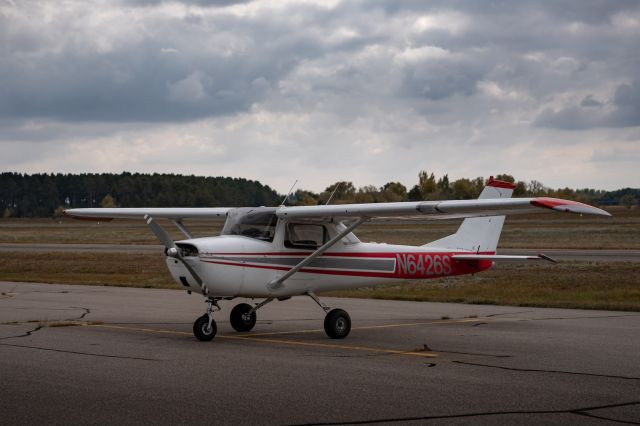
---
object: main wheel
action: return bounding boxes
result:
[193,315,217,341]
[230,303,257,332]
[324,309,351,339]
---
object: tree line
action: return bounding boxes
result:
[0,171,637,218]
[0,172,281,218]
[289,172,639,208]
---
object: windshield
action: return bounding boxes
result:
[221,208,278,242]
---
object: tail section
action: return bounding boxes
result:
[425,177,515,253]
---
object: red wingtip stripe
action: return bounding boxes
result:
[486,176,516,189]
[530,197,578,210]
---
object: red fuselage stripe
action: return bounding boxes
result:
[201,251,496,258]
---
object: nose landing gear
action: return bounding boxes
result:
[193,297,220,341]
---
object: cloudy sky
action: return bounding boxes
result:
[1,0,639,192]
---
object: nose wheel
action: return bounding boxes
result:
[193,314,217,341]
[193,297,220,342]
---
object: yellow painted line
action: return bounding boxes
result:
[89,324,438,358]
[224,335,438,358]
[243,318,480,337]
[90,324,192,336]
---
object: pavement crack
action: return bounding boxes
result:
[290,401,640,426]
[69,306,91,320]
[515,314,640,322]
[453,360,640,381]
[484,310,535,318]
[0,342,159,361]
[0,324,42,340]
[573,410,640,425]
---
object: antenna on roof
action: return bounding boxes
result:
[279,179,298,207]
[325,182,342,205]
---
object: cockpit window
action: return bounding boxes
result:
[221,208,278,242]
[285,223,328,249]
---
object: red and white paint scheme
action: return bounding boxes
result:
[65,177,610,341]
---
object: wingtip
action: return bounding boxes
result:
[531,197,612,217]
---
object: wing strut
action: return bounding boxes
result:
[171,219,193,239]
[267,217,367,291]
[145,215,209,295]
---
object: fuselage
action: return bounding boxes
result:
[166,234,493,298]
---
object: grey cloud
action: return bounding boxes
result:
[0,2,325,123]
[534,82,640,130]
[121,0,253,7]
[372,0,640,24]
[580,95,603,108]
[1,0,640,132]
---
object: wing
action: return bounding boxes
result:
[63,207,231,221]
[276,197,610,220]
[64,197,610,222]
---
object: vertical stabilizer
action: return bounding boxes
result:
[424,177,515,253]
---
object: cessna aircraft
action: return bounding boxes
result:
[64,177,610,342]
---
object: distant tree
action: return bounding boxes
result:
[435,174,451,199]
[495,174,515,183]
[514,181,528,197]
[407,185,422,201]
[452,178,481,199]
[380,182,407,202]
[621,193,637,209]
[471,177,485,196]
[550,187,577,201]
[418,171,437,199]
[321,181,356,204]
[292,190,319,206]
[100,194,117,208]
[355,185,379,203]
[527,180,547,196]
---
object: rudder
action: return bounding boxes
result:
[424,177,515,253]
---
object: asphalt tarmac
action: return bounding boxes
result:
[1,281,639,425]
[1,243,638,262]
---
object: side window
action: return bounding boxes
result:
[285,223,327,249]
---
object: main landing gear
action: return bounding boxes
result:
[307,291,351,339]
[230,303,257,332]
[192,293,351,341]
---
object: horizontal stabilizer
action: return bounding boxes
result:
[452,254,557,263]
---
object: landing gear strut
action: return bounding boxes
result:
[193,297,220,341]
[306,291,351,339]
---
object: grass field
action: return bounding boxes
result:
[0,206,638,311]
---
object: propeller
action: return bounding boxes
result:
[145,215,175,250]
[144,215,207,294]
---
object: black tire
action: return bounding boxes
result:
[193,315,217,341]
[230,303,257,332]
[324,309,351,339]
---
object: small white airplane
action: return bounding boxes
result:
[65,177,610,342]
